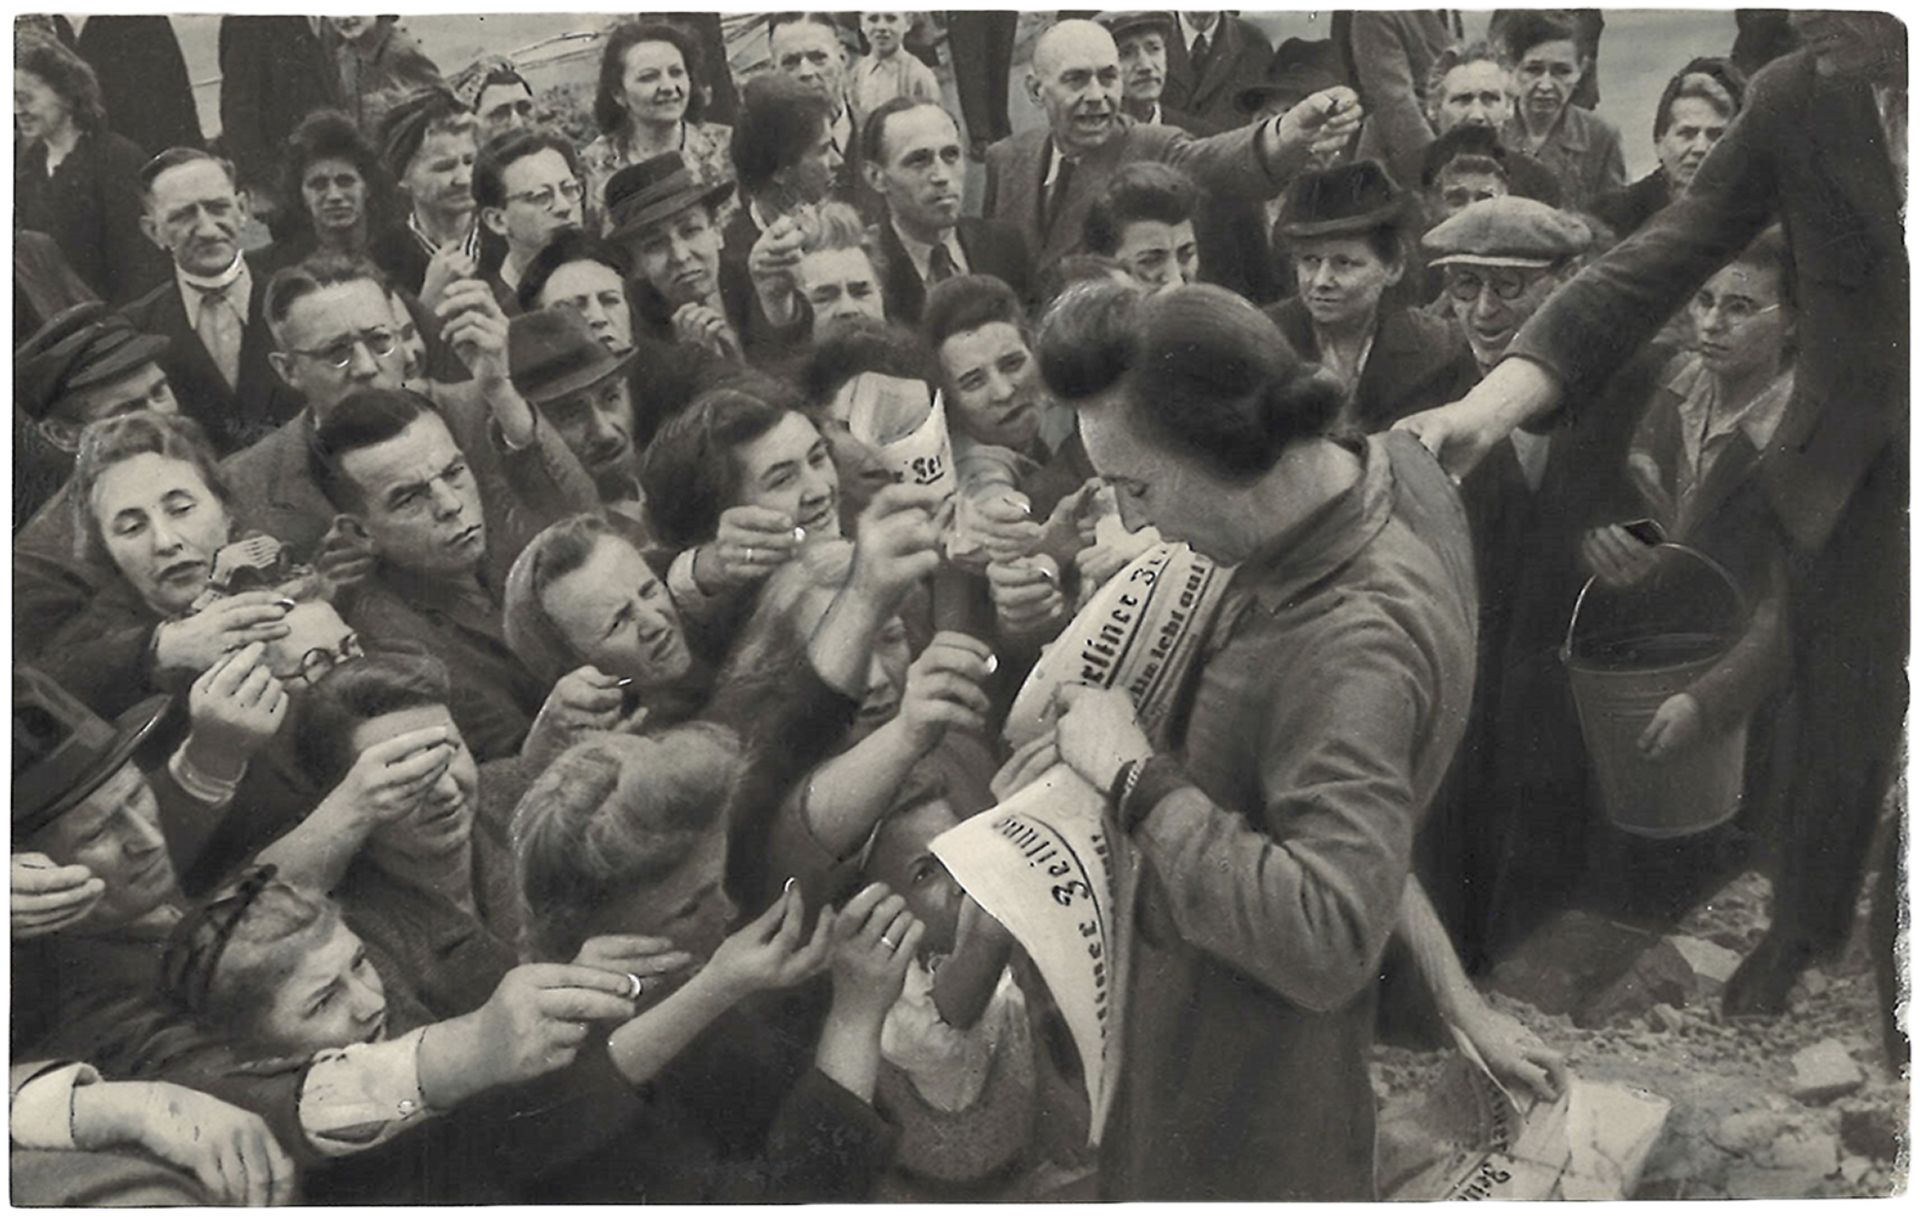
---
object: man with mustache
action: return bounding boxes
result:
[983,19,1363,269]
[1401,11,1908,1033]
[1097,12,1197,132]
[862,99,1030,325]
[122,149,303,453]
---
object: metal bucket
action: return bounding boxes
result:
[1561,544,1748,839]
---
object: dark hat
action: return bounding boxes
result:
[1238,38,1344,115]
[379,84,468,177]
[604,153,734,244]
[1096,11,1175,41]
[13,666,170,840]
[1423,196,1592,269]
[509,308,634,406]
[1276,159,1410,239]
[14,302,170,421]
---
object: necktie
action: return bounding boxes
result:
[926,241,957,285]
[1191,32,1211,74]
[194,282,244,391]
[1043,153,1076,237]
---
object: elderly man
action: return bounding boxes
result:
[767,13,866,201]
[1097,11,1198,131]
[984,19,1362,267]
[1402,12,1908,1021]
[861,98,1030,322]
[122,148,302,453]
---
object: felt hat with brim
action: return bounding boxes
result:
[13,666,171,840]
[509,309,635,405]
[1276,159,1410,240]
[1423,196,1592,270]
[604,153,735,244]
[1096,10,1175,41]
[1238,38,1344,115]
[15,302,170,421]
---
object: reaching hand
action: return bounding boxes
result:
[699,505,805,591]
[152,592,293,676]
[1580,524,1661,588]
[670,302,742,361]
[524,665,628,768]
[703,883,835,1001]
[185,642,288,772]
[435,963,639,1099]
[571,933,695,1000]
[1277,86,1365,160]
[434,279,512,387]
[94,1081,296,1206]
[1395,358,1563,480]
[969,491,1044,564]
[1051,684,1152,795]
[828,882,922,1024]
[10,853,103,939]
[900,632,995,748]
[848,483,947,607]
[991,730,1063,801]
[1639,692,1705,760]
[748,214,807,322]
[419,243,478,315]
[1453,1001,1568,1104]
[986,557,1066,637]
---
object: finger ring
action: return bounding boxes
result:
[745,546,756,564]
[879,935,899,952]
[624,972,646,1000]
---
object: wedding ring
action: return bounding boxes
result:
[624,972,646,1000]
[745,546,756,564]
[880,935,900,952]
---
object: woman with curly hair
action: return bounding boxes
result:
[581,20,736,218]
[13,35,166,303]
[256,109,395,277]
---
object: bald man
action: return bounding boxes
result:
[983,19,1363,266]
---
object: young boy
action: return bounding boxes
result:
[853,13,941,127]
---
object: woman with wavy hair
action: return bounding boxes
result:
[582,20,735,217]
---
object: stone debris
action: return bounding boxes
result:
[1580,938,1696,1027]
[1761,1128,1839,1175]
[1650,1003,1687,1034]
[1790,1040,1865,1105]
[1838,1103,1904,1161]
[1666,934,1744,991]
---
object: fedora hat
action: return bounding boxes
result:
[509,309,634,406]
[1276,159,1411,239]
[1095,11,1175,42]
[15,302,169,422]
[1238,38,1344,115]
[604,153,735,244]
[13,666,170,840]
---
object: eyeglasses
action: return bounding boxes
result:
[271,633,366,685]
[1688,294,1780,325]
[1444,268,1534,303]
[508,178,585,211]
[286,329,401,370]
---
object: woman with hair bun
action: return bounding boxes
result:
[1015,280,1493,1199]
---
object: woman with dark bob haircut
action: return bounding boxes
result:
[1025,279,1559,1199]
[257,108,394,276]
[14,35,165,303]
[583,20,735,217]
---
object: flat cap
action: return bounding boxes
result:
[14,302,169,420]
[1422,196,1592,269]
[1095,11,1175,40]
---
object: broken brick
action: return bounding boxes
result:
[1790,1040,1865,1104]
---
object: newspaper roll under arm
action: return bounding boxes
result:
[929,763,1134,1148]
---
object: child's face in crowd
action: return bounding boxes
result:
[852,615,913,738]
[90,452,231,616]
[14,69,71,142]
[250,918,391,1051]
[491,148,582,257]
[538,260,635,355]
[620,39,691,129]
[938,320,1045,452]
[772,20,850,103]
[30,764,178,930]
[866,798,965,956]
[1434,60,1507,134]
[301,156,368,241]
[1656,94,1730,191]
[274,280,410,417]
[1292,234,1402,333]
[339,413,487,580]
[1511,39,1582,128]
[403,123,478,219]
[630,206,722,309]
[798,248,886,339]
[1114,218,1198,291]
[1116,30,1168,107]
[542,535,694,687]
[144,158,247,278]
[731,413,842,540]
[868,106,965,240]
[1689,259,1789,383]
[861,13,908,57]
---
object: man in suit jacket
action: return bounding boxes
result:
[861,98,1031,322]
[984,20,1361,269]
[1341,11,1459,192]
[217,16,339,233]
[1100,11,1214,134]
[1400,14,1908,1017]
[1161,11,1273,133]
[121,150,303,454]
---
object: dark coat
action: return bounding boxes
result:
[74,16,201,157]
[217,17,338,198]
[1509,49,1907,555]
[1344,11,1455,190]
[1590,170,1673,240]
[1161,16,1273,135]
[877,214,1033,322]
[1264,298,1480,434]
[15,129,168,306]
[119,253,305,454]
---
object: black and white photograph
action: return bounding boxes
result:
[8,6,1910,1204]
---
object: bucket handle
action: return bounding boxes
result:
[1561,541,1748,664]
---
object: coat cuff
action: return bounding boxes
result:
[10,1062,101,1150]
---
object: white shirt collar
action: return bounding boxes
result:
[1179,12,1220,52]
[889,215,967,283]
[177,254,250,328]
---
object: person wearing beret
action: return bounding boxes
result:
[13,304,180,653]
[1402,13,1907,1031]
[1413,197,1660,967]
[1265,160,1477,436]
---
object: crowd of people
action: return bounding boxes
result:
[11,9,1908,1204]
